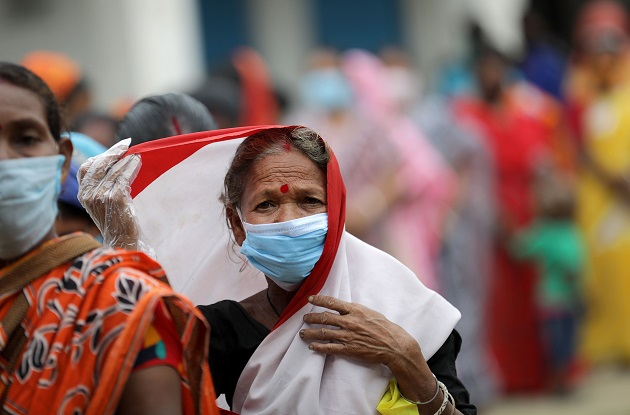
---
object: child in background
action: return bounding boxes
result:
[510,170,584,394]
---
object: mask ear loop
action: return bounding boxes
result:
[235,207,249,273]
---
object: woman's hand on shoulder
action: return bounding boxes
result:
[300,295,424,370]
[302,295,463,414]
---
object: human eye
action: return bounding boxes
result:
[304,196,325,206]
[255,201,275,211]
[13,131,43,148]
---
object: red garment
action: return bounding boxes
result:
[232,48,279,126]
[454,84,561,392]
[455,86,553,225]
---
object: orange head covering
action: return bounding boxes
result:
[21,51,81,102]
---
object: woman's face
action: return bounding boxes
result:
[0,81,71,165]
[230,149,327,245]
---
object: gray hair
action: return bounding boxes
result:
[220,126,330,213]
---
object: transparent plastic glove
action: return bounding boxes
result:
[77,139,156,258]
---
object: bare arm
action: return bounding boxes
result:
[116,365,183,415]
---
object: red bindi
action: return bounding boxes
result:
[280,184,289,193]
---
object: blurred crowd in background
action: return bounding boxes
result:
[11,0,630,411]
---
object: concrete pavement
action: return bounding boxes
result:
[485,367,630,415]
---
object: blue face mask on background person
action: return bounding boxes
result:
[0,155,65,260]
[239,213,328,291]
[299,69,353,111]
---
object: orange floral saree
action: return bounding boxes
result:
[0,233,217,414]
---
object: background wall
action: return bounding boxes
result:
[0,0,203,109]
[0,0,531,110]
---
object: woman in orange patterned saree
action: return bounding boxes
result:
[0,62,218,414]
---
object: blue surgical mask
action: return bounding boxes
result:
[0,155,65,260]
[239,213,328,291]
[299,69,353,111]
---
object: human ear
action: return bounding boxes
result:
[227,206,246,246]
[57,137,73,182]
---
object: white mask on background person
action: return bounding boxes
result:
[0,155,65,260]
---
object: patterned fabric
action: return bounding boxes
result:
[133,300,183,372]
[0,233,217,415]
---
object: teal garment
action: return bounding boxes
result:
[511,220,584,310]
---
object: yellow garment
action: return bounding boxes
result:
[377,379,420,415]
[575,81,630,363]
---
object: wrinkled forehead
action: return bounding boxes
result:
[245,151,327,191]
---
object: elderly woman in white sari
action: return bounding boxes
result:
[79,125,477,415]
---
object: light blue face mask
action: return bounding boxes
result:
[0,155,65,260]
[239,213,328,291]
[299,69,353,111]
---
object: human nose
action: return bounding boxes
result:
[274,203,303,223]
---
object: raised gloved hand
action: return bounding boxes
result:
[77,139,156,258]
